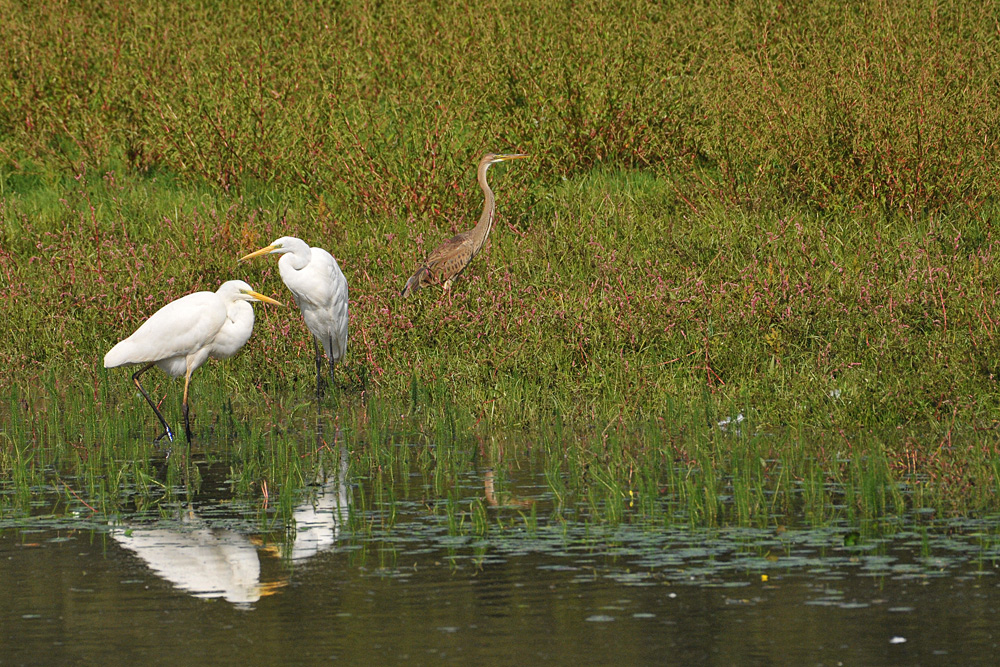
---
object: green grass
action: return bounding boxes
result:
[3,166,998,431]
[3,0,1000,521]
[4,368,1000,527]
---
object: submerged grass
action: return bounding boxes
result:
[4,374,1000,535]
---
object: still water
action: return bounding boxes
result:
[3,444,1000,665]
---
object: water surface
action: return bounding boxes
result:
[2,442,999,665]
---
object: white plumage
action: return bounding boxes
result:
[240,236,349,395]
[104,280,282,442]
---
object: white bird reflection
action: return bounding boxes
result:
[279,446,351,562]
[111,447,350,606]
[111,513,280,605]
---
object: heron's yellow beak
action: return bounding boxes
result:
[246,290,283,306]
[239,244,278,262]
[496,153,529,161]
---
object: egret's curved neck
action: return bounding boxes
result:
[228,299,254,323]
[282,240,311,271]
[470,162,496,256]
[214,299,254,358]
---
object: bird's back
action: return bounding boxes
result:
[402,232,475,295]
[279,247,349,361]
[103,292,227,373]
[426,231,476,271]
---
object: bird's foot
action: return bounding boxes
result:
[154,427,175,444]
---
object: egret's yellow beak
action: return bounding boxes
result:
[256,579,289,597]
[245,290,283,306]
[239,244,278,262]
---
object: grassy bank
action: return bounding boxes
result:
[3,0,1000,438]
[3,165,999,432]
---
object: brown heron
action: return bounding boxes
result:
[401,152,528,297]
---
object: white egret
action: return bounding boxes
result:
[240,236,349,397]
[104,280,282,442]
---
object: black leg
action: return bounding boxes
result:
[132,363,174,443]
[182,369,194,442]
[315,399,324,448]
[314,338,325,399]
[182,403,193,442]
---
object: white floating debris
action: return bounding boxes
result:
[890,636,907,644]
[717,413,745,430]
[719,412,743,436]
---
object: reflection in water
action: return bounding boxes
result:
[111,512,280,605]
[279,444,351,562]
[111,445,350,605]
[9,441,1000,663]
[484,467,534,510]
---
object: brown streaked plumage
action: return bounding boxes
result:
[401,152,528,297]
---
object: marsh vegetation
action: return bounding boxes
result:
[2,0,1000,611]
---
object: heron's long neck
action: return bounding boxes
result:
[470,165,496,256]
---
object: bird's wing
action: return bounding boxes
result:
[281,248,349,361]
[313,250,349,359]
[423,233,471,270]
[105,292,227,366]
[280,249,331,309]
[327,256,349,360]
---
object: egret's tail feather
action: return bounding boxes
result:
[103,340,133,368]
[401,267,429,298]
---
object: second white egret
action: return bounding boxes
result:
[240,236,349,397]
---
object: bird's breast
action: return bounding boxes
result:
[210,305,255,359]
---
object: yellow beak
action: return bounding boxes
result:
[245,290,283,306]
[496,154,529,161]
[239,244,278,262]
